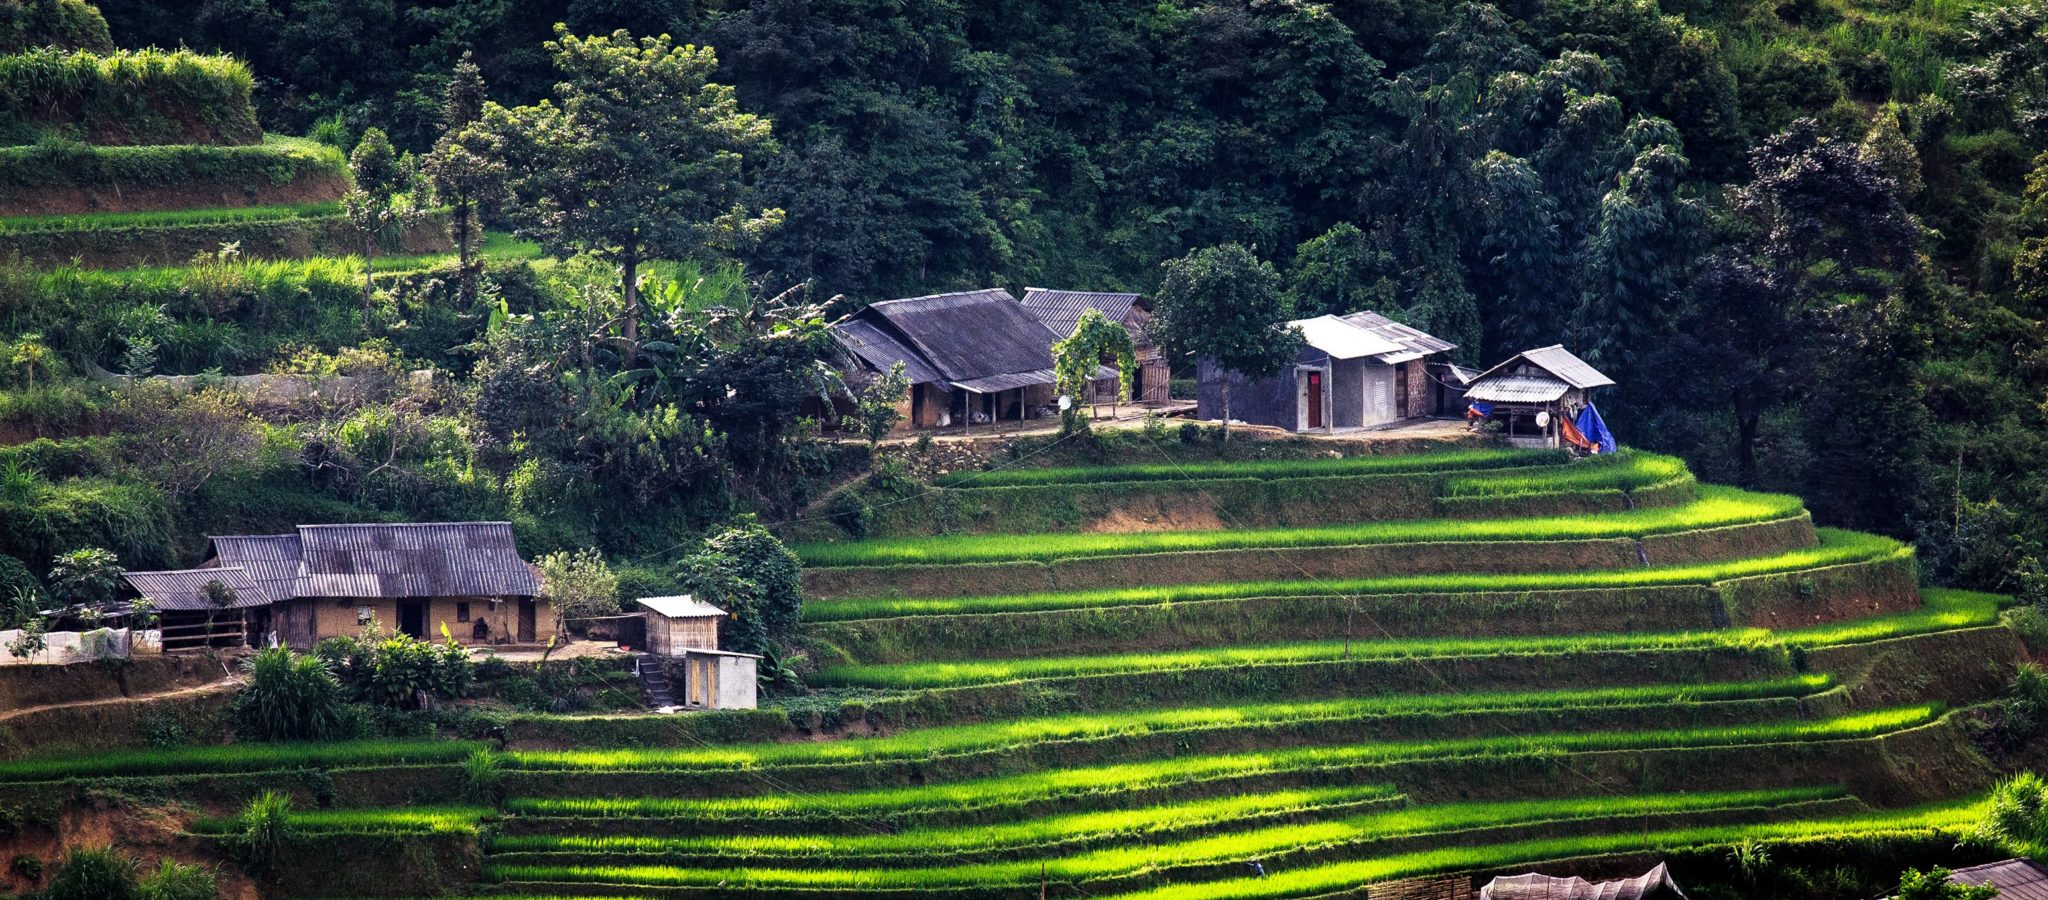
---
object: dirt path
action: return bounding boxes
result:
[0,676,241,723]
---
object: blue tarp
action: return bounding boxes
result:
[1468,401,1494,416]
[1575,403,1617,454]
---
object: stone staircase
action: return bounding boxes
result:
[634,655,675,708]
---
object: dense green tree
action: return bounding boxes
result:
[1287,223,1398,317]
[424,52,502,309]
[678,517,803,654]
[476,27,782,364]
[343,128,424,325]
[1152,244,1304,442]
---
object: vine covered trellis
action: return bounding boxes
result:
[1051,308,1137,434]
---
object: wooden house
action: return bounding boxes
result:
[1461,345,1615,449]
[120,567,276,652]
[1481,863,1688,899]
[827,289,1113,431]
[203,522,549,649]
[1195,310,1454,433]
[1020,288,1171,403]
[637,595,726,656]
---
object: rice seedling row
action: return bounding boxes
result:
[0,201,345,233]
[190,805,492,836]
[802,528,1902,621]
[479,787,1871,891]
[795,486,1802,567]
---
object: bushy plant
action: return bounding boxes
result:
[135,859,216,900]
[42,846,138,900]
[316,628,474,709]
[1980,771,2048,854]
[1894,868,1999,900]
[535,548,619,653]
[232,791,293,876]
[232,646,348,741]
[679,517,803,655]
[48,546,119,607]
[460,747,503,804]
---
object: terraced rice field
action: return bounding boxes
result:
[1,447,2025,898]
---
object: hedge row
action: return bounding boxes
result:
[0,206,454,269]
[0,137,347,214]
[0,0,112,53]
[0,47,260,145]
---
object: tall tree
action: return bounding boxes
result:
[1152,244,1304,443]
[424,52,502,309]
[475,27,782,363]
[342,128,422,327]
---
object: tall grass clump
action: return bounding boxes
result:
[135,859,217,900]
[232,646,349,742]
[232,790,294,875]
[43,846,139,900]
[0,47,260,145]
[1979,771,2048,855]
[0,136,344,191]
[796,487,1805,567]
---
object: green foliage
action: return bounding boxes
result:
[0,135,345,190]
[0,47,259,146]
[1894,868,2001,900]
[851,361,909,445]
[314,628,475,708]
[134,858,216,900]
[0,0,112,53]
[534,548,620,645]
[1051,308,1137,434]
[232,790,293,876]
[680,518,802,654]
[233,646,349,741]
[935,448,1561,488]
[1151,244,1302,439]
[42,846,137,900]
[461,747,503,805]
[47,545,119,607]
[1980,771,2048,854]
[0,202,343,235]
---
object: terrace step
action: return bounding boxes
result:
[635,656,676,708]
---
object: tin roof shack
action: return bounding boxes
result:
[1886,858,2048,899]
[1481,863,1688,900]
[1463,345,1615,450]
[828,289,1070,432]
[121,567,275,652]
[1021,288,1172,404]
[681,648,760,710]
[638,595,726,657]
[1196,311,1454,433]
[205,522,550,650]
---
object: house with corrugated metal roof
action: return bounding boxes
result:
[1462,345,1616,449]
[195,521,548,650]
[1194,310,1456,433]
[120,566,276,652]
[828,289,1069,431]
[1020,288,1171,404]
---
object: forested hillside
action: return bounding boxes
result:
[68,0,2048,599]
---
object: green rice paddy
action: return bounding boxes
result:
[795,486,1804,567]
[932,448,1564,487]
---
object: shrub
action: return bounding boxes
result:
[1894,868,1999,900]
[233,646,349,741]
[232,791,293,876]
[12,853,40,881]
[461,748,503,804]
[316,628,474,709]
[1980,771,2048,854]
[135,859,216,900]
[679,517,803,655]
[43,846,138,900]
[0,0,112,53]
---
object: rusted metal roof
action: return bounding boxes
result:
[1473,344,1615,389]
[122,567,274,612]
[292,522,540,599]
[1021,288,1143,340]
[1482,863,1688,900]
[206,534,303,603]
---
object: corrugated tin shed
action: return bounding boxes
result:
[122,567,273,611]
[1291,315,1407,360]
[293,522,541,600]
[1021,288,1142,340]
[831,318,945,385]
[1482,863,1688,900]
[1464,373,1571,403]
[637,595,728,619]
[1906,858,2048,900]
[1340,311,1458,363]
[866,290,1059,384]
[1473,344,1615,389]
[207,534,303,603]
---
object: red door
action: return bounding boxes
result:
[1306,372,1324,429]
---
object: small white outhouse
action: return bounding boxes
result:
[682,648,761,710]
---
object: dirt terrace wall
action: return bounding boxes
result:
[0,650,237,711]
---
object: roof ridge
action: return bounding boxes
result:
[296,521,514,529]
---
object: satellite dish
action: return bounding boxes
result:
[1058,395,1073,411]
[1535,411,1551,428]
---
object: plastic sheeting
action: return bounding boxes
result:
[1574,402,1617,454]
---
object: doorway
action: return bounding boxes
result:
[518,598,537,643]
[1395,363,1410,418]
[1305,371,1324,430]
[397,600,426,639]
